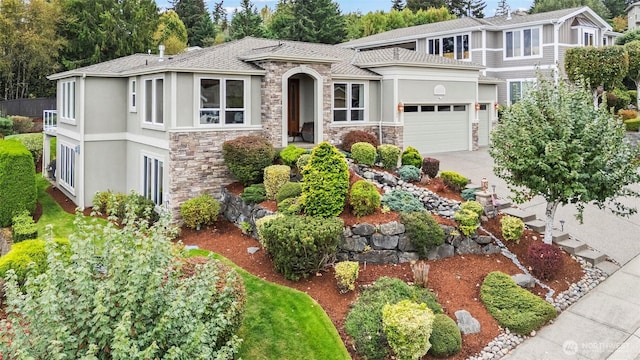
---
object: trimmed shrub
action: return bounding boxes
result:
[351,142,377,166]
[422,157,440,178]
[280,145,307,166]
[398,165,421,182]
[9,116,33,134]
[301,142,349,218]
[105,192,128,219]
[618,109,638,120]
[276,181,302,203]
[345,277,442,360]
[501,215,525,243]
[461,200,484,218]
[527,243,564,280]
[296,153,311,170]
[607,88,632,112]
[381,190,424,213]
[454,208,479,236]
[6,133,43,165]
[401,146,422,168]
[180,194,221,229]
[0,238,70,285]
[349,180,381,217]
[382,300,435,360]
[241,184,266,204]
[625,118,640,132]
[342,130,379,152]
[222,135,275,185]
[440,171,468,192]
[334,261,359,293]
[401,212,445,258]
[259,215,343,281]
[461,188,478,201]
[264,165,291,200]
[0,140,36,227]
[429,314,462,357]
[481,271,557,335]
[255,214,283,249]
[0,117,13,137]
[11,211,38,243]
[124,192,159,223]
[277,196,304,215]
[377,144,401,169]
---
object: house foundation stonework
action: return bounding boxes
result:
[326,124,404,149]
[472,123,479,151]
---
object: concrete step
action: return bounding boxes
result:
[551,230,570,243]
[465,183,482,190]
[500,207,536,222]
[524,219,546,233]
[555,239,588,255]
[575,249,607,266]
[494,199,512,210]
[595,261,620,275]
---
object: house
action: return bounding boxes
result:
[42,37,498,220]
[627,2,640,31]
[342,6,618,105]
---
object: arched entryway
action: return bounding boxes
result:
[281,67,323,147]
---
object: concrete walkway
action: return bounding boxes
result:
[434,148,640,359]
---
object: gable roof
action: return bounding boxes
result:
[342,7,611,49]
[49,37,484,80]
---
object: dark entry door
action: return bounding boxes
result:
[288,79,300,137]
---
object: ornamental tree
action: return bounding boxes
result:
[625,41,640,109]
[490,75,640,244]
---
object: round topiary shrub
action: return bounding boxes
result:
[381,190,424,213]
[500,215,525,243]
[0,238,71,285]
[398,165,421,182]
[342,130,379,152]
[0,139,36,227]
[276,181,302,203]
[454,208,480,237]
[334,261,359,293]
[349,180,381,217]
[440,171,468,192]
[422,157,440,178]
[377,144,401,169]
[264,165,291,200]
[301,142,349,218]
[382,299,435,360]
[527,243,564,280]
[401,212,445,258]
[401,146,422,169]
[460,200,484,218]
[429,314,462,357]
[222,135,275,185]
[180,194,221,229]
[279,145,307,166]
[241,184,266,204]
[351,142,377,166]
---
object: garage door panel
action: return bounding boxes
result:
[403,107,468,154]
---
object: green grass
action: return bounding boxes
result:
[35,175,77,238]
[187,249,351,360]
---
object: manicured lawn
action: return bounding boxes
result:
[188,249,351,360]
[35,175,77,238]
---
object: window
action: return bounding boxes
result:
[602,37,607,46]
[453,105,466,111]
[199,78,245,125]
[333,83,365,122]
[143,154,164,206]
[143,78,164,125]
[61,80,75,120]
[505,27,540,59]
[438,105,451,112]
[59,142,75,192]
[404,105,419,112]
[508,80,535,104]
[428,34,469,60]
[583,29,596,46]
[129,79,137,112]
[421,105,435,112]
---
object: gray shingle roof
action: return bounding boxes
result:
[354,47,482,70]
[342,7,602,48]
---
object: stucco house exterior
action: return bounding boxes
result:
[42,37,498,219]
[342,6,618,105]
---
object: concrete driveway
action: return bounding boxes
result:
[435,148,640,265]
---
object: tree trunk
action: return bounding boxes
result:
[543,201,559,244]
[410,261,430,288]
[592,89,599,109]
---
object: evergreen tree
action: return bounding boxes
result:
[172,0,215,47]
[603,0,629,18]
[449,0,486,17]
[495,0,510,16]
[212,1,228,32]
[230,0,264,40]
[530,0,611,21]
[392,0,405,11]
[268,0,346,44]
[406,0,447,11]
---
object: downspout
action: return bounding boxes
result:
[79,73,86,208]
[379,78,383,144]
[553,22,560,82]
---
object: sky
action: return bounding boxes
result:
[156,0,535,18]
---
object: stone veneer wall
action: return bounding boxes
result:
[168,129,264,221]
[326,124,404,149]
[472,123,479,151]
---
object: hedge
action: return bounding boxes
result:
[0,238,71,285]
[0,140,36,227]
[624,118,640,132]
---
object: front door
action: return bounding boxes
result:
[288,79,300,137]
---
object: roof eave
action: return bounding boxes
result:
[123,67,267,76]
[342,25,485,49]
[358,62,483,71]
[332,73,383,80]
[239,54,339,64]
[479,78,505,84]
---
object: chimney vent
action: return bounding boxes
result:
[159,45,165,62]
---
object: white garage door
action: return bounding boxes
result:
[478,103,490,147]
[403,104,469,154]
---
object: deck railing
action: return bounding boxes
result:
[43,110,57,134]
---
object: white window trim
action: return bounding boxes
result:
[142,76,165,129]
[332,82,368,122]
[581,28,597,46]
[141,151,165,207]
[58,141,76,195]
[129,78,137,113]
[507,78,536,105]
[503,26,543,61]
[194,76,248,127]
[427,33,471,61]
[60,80,76,125]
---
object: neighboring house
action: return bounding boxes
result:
[628,2,640,31]
[42,37,498,219]
[342,6,618,105]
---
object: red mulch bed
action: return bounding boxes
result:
[43,179,584,360]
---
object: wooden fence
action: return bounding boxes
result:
[0,98,56,118]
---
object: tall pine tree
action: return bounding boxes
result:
[230,0,264,39]
[392,0,405,11]
[495,0,510,16]
[406,0,447,11]
[268,0,346,44]
[450,0,486,17]
[172,0,215,47]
